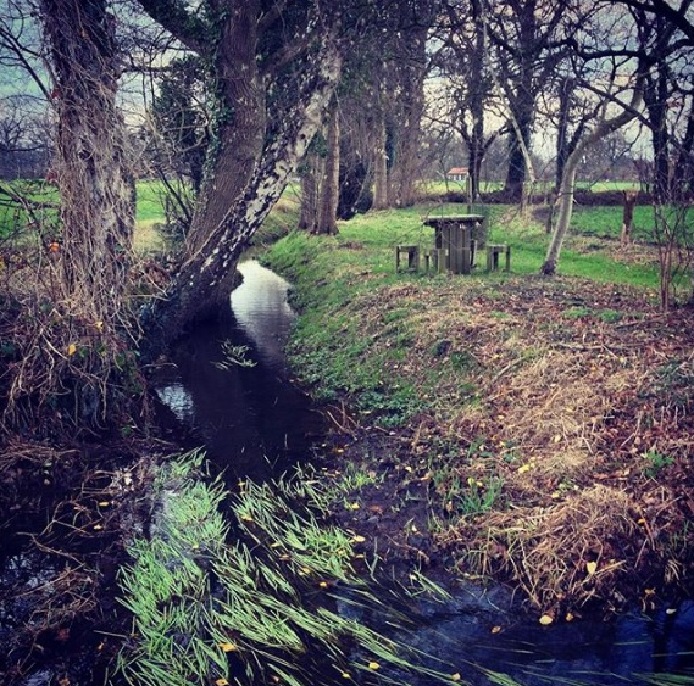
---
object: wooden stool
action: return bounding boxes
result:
[395,244,419,273]
[486,244,511,272]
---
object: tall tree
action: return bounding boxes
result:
[487,0,573,199]
[430,0,503,201]
[40,0,134,326]
[135,0,344,329]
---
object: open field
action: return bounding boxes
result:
[417,179,641,199]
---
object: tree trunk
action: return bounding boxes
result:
[373,109,389,210]
[41,0,134,326]
[542,86,642,275]
[468,0,486,202]
[157,41,343,333]
[621,190,638,244]
[299,153,320,232]
[315,101,340,234]
[389,29,426,208]
[185,1,265,256]
[555,77,573,193]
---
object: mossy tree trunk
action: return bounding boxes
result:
[315,99,340,234]
[41,0,134,326]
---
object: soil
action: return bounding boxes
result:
[317,276,694,622]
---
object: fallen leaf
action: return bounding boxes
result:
[538,615,553,625]
[351,535,366,543]
[491,625,502,634]
[219,642,237,653]
[319,581,329,588]
[368,662,380,670]
[586,561,597,576]
[215,680,229,686]
[348,502,361,510]
[565,612,574,622]
[518,463,531,474]
[98,501,110,507]
[553,434,562,443]
[451,674,462,682]
[67,343,77,356]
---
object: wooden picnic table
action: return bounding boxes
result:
[423,214,488,274]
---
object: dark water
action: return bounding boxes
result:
[156,260,694,686]
[155,259,325,483]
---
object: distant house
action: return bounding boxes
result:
[447,167,468,182]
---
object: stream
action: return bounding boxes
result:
[2,260,691,685]
[152,259,694,686]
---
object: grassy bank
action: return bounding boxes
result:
[264,204,694,619]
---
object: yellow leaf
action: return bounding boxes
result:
[97,501,110,507]
[270,542,282,548]
[586,561,597,576]
[553,434,562,443]
[348,502,361,510]
[351,535,366,543]
[368,662,380,670]
[551,491,562,499]
[95,321,103,331]
[341,672,351,679]
[538,614,553,625]
[319,581,329,588]
[518,463,530,474]
[67,343,77,356]
[565,612,574,622]
[637,518,646,525]
[219,642,237,653]
[451,674,462,682]
[215,680,228,686]
[93,524,103,531]
[491,625,502,634]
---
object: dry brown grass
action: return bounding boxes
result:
[342,275,694,614]
[446,485,648,614]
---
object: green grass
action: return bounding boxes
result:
[263,203,663,425]
[135,179,170,223]
[416,179,640,199]
[118,450,457,686]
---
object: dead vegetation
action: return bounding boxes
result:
[335,275,694,616]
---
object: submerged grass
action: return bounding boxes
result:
[117,450,461,686]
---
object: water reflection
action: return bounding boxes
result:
[402,599,694,685]
[154,260,323,483]
[232,260,297,368]
[151,260,694,686]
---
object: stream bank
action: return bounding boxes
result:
[2,254,693,686]
[261,217,694,619]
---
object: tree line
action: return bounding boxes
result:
[0,0,692,433]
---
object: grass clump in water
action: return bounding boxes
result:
[117,450,456,686]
